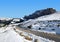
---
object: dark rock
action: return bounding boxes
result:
[24,8,56,20]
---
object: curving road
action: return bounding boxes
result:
[16,27,60,42]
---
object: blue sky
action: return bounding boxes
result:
[0,0,60,18]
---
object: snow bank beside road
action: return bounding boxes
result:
[0,27,32,42]
[15,27,55,42]
[0,25,55,42]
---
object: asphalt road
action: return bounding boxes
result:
[16,27,60,42]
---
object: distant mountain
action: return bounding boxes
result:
[24,8,56,20]
[0,18,24,27]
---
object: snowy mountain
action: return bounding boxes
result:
[0,8,60,42]
[20,12,60,34]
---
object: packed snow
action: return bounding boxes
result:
[0,27,24,42]
[0,25,55,42]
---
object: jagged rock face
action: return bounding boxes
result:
[24,8,56,20]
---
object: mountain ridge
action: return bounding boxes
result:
[23,8,56,20]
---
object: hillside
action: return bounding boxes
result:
[20,12,60,34]
[0,8,60,42]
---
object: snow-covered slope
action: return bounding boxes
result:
[21,12,60,24]
[0,27,24,42]
[21,12,60,26]
[20,12,60,34]
[36,12,60,21]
